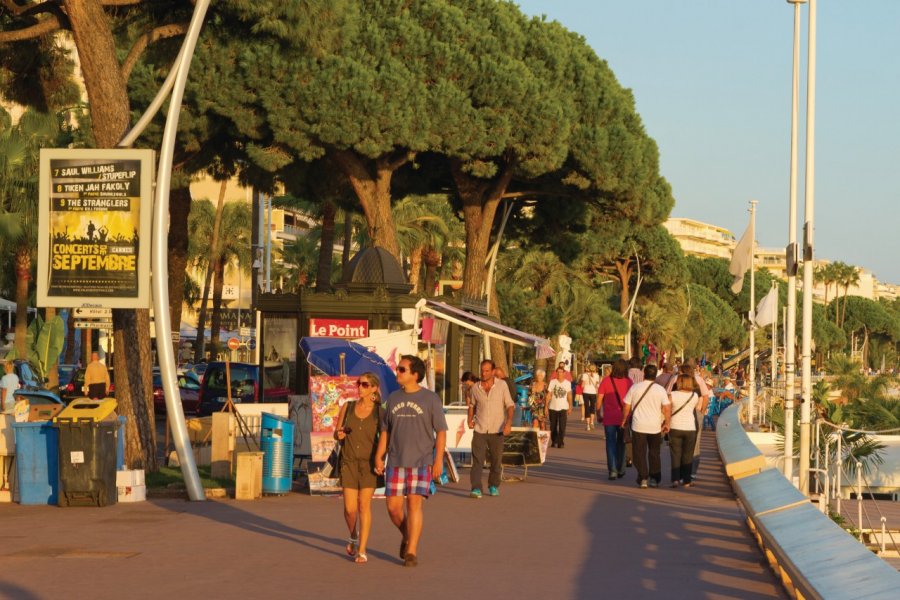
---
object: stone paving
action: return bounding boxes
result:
[0,425,786,600]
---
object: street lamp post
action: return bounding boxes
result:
[784,0,807,483]
[798,0,817,496]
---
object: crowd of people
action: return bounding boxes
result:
[331,352,739,567]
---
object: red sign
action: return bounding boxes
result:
[227,337,241,350]
[309,318,369,339]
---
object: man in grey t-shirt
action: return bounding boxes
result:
[375,355,447,567]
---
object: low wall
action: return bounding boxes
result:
[717,403,900,599]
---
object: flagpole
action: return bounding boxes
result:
[799,0,817,497]
[784,0,804,484]
[771,281,777,397]
[748,200,757,425]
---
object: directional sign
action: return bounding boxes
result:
[227,337,241,351]
[248,338,257,350]
[239,327,255,338]
[73,307,112,319]
[75,320,112,330]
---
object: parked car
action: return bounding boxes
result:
[197,361,291,416]
[152,370,201,416]
[56,364,79,388]
[60,367,114,403]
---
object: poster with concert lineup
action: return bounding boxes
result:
[37,149,154,308]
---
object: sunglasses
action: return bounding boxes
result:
[357,381,372,389]
[396,366,408,374]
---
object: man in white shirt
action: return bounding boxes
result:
[622,364,671,488]
[468,360,514,498]
[546,367,572,448]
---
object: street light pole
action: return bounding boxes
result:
[748,200,757,425]
[784,0,806,483]
[799,0,817,497]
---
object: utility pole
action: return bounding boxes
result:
[798,0,818,497]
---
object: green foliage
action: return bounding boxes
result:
[683,283,744,357]
[4,312,65,378]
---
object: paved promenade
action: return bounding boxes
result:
[0,427,785,600]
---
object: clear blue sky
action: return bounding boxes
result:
[516,1,900,285]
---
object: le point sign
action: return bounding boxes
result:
[309,318,369,339]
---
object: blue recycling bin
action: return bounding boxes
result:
[261,413,294,494]
[116,416,126,470]
[13,422,59,505]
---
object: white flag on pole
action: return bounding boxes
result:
[755,287,778,328]
[729,224,753,294]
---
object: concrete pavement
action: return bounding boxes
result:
[0,425,786,600]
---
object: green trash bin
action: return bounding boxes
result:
[54,419,118,507]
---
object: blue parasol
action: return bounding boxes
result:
[299,337,400,400]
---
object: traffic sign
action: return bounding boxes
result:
[227,337,241,350]
[75,320,112,330]
[74,307,112,319]
[248,338,257,350]
[239,327,255,337]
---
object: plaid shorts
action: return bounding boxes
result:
[384,466,433,497]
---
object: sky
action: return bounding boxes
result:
[515,1,900,284]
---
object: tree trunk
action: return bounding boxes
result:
[422,247,441,297]
[341,210,353,279]
[13,246,29,357]
[316,200,336,292]
[209,257,225,360]
[332,149,405,260]
[64,0,130,147]
[195,180,227,362]
[487,276,509,374]
[615,260,633,315]
[450,161,514,302]
[167,185,191,361]
[408,245,424,294]
[112,308,157,471]
[64,310,77,364]
[65,0,155,470]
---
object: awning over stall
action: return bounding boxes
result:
[414,299,556,359]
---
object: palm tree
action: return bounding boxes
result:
[392,195,452,293]
[836,263,859,327]
[207,202,252,358]
[0,109,62,356]
[274,233,320,292]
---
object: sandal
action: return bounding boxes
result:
[403,553,418,567]
[346,537,359,557]
[355,553,368,564]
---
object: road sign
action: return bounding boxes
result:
[248,338,257,350]
[73,307,112,319]
[239,327,255,338]
[227,337,240,350]
[75,320,112,330]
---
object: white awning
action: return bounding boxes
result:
[414,299,556,359]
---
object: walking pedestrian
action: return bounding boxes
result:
[597,359,632,479]
[468,360,514,498]
[374,355,448,567]
[668,374,700,487]
[529,369,549,430]
[621,364,670,488]
[546,367,572,448]
[579,364,600,431]
[334,372,383,564]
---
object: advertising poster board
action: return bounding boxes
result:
[37,149,154,308]
[309,375,359,432]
